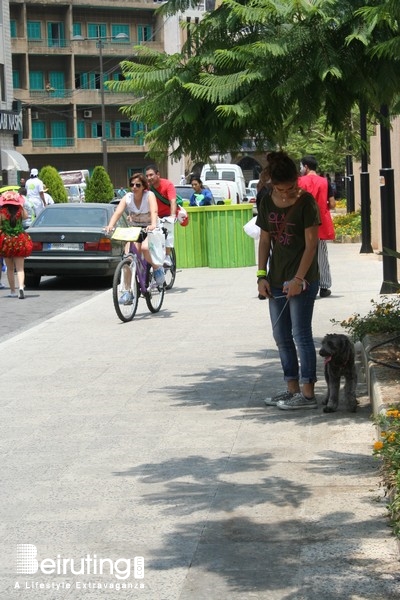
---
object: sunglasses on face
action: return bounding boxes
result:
[130,183,142,188]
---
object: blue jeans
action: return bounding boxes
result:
[268,280,319,384]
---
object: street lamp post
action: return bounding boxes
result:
[97,38,107,171]
[72,33,128,172]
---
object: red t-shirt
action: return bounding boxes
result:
[298,174,335,240]
[152,178,177,218]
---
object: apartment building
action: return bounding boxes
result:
[9,0,168,187]
[1,0,27,185]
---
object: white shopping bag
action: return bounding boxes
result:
[243,216,260,240]
[147,229,166,266]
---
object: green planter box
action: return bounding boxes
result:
[204,204,255,268]
[174,207,207,268]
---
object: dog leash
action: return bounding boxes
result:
[271,296,290,330]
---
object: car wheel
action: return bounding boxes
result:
[25,274,41,288]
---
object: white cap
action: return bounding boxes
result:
[30,168,38,176]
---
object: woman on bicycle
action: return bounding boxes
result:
[105,173,165,298]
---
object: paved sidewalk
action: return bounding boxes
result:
[1,243,399,599]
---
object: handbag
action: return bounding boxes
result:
[243,216,260,240]
[147,229,166,266]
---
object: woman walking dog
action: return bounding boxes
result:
[256,151,320,410]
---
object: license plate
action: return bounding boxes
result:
[45,243,83,251]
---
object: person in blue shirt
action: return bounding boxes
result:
[189,177,214,206]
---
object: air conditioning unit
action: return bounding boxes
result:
[83,110,92,119]
[31,111,39,120]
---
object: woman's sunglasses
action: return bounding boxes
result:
[130,182,142,188]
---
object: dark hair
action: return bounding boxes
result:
[268,151,298,184]
[4,204,20,228]
[301,155,318,171]
[145,164,159,174]
[129,173,149,190]
[190,177,203,186]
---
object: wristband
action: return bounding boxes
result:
[294,276,303,282]
[257,269,267,277]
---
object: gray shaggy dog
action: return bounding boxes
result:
[319,334,357,413]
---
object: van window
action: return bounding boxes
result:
[204,170,219,181]
[221,171,236,182]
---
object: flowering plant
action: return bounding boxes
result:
[332,296,400,341]
[332,210,361,238]
[373,406,400,537]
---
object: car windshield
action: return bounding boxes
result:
[34,207,109,228]
[175,186,193,200]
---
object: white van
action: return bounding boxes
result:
[59,169,89,190]
[205,180,241,204]
[200,163,246,202]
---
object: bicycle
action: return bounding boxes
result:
[111,227,166,322]
[159,217,176,290]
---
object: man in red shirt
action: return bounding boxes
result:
[145,165,177,266]
[298,155,335,297]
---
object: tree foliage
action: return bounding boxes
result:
[84,166,114,203]
[108,0,400,161]
[38,166,68,203]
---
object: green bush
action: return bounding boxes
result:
[39,165,68,203]
[85,166,114,203]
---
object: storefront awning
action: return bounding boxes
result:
[1,148,29,171]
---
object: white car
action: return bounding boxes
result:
[248,179,259,190]
[244,187,257,215]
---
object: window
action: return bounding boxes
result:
[27,21,42,40]
[137,25,153,43]
[73,23,82,37]
[29,71,44,90]
[111,24,130,41]
[115,122,131,138]
[0,64,5,101]
[91,121,111,138]
[88,24,107,39]
[75,73,89,89]
[77,121,86,138]
[47,22,65,47]
[12,70,20,89]
[10,20,17,38]
[32,121,46,139]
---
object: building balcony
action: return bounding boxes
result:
[15,89,74,104]
[21,137,149,154]
[14,88,132,106]
[72,38,163,56]
[11,0,154,8]
[75,89,135,105]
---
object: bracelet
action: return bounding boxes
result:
[257,269,267,277]
[294,276,304,282]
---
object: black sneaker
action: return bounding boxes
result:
[320,288,331,298]
[18,288,25,299]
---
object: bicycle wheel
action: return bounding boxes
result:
[112,258,139,322]
[164,247,176,290]
[145,264,165,313]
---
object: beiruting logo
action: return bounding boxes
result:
[16,545,144,581]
